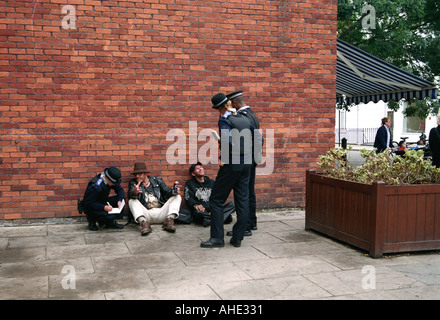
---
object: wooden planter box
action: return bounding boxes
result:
[305,169,440,258]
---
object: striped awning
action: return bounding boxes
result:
[337,39,438,106]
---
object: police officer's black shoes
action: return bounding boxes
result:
[230,238,241,247]
[104,221,124,230]
[87,216,98,231]
[226,230,252,237]
[88,223,98,231]
[200,238,225,248]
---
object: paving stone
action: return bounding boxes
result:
[1,210,439,300]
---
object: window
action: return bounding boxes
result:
[403,116,422,133]
[402,103,424,133]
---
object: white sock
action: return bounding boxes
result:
[137,216,147,224]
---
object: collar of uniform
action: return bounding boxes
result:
[238,106,250,111]
[221,108,237,119]
[100,173,109,185]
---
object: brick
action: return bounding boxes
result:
[0,0,337,220]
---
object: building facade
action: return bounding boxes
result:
[0,0,337,220]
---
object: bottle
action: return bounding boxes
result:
[173,181,179,193]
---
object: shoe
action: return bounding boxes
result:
[226,230,252,237]
[88,222,98,231]
[87,216,98,231]
[140,221,152,236]
[162,217,176,233]
[105,221,124,229]
[230,238,241,247]
[251,225,258,231]
[202,219,211,227]
[200,238,225,248]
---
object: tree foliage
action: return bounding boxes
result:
[338,0,440,83]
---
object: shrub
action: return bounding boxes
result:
[318,147,440,185]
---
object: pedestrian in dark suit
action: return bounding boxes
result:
[226,90,261,235]
[429,114,440,168]
[201,93,255,248]
[374,117,394,154]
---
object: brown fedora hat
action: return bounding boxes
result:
[131,163,150,174]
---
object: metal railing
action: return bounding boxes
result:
[335,128,377,145]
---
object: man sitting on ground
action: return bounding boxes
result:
[128,162,181,236]
[184,162,234,227]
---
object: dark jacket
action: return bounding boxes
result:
[184,176,214,211]
[128,176,176,209]
[238,106,260,129]
[238,106,263,164]
[374,125,393,153]
[83,174,125,213]
[429,126,440,168]
[218,111,255,165]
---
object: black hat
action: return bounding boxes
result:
[226,90,243,100]
[189,162,202,174]
[211,93,229,109]
[104,167,121,184]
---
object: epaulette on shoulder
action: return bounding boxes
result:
[95,177,104,186]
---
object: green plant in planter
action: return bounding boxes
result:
[317,147,354,181]
[390,150,440,185]
[318,148,440,185]
[353,149,397,185]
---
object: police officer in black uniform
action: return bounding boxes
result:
[201,93,254,248]
[226,90,262,233]
[82,166,125,231]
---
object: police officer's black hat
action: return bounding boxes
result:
[211,93,229,109]
[104,166,121,184]
[226,90,243,100]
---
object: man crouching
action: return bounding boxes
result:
[128,162,181,236]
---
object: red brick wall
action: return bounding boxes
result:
[0,0,337,220]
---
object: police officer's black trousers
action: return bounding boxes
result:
[85,196,121,226]
[209,164,251,240]
[246,163,257,231]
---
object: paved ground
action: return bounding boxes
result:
[1,208,440,301]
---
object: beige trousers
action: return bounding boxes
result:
[129,195,181,224]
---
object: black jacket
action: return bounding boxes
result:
[429,126,440,168]
[83,174,125,213]
[374,125,393,153]
[128,176,176,209]
[184,176,214,211]
[238,106,262,164]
